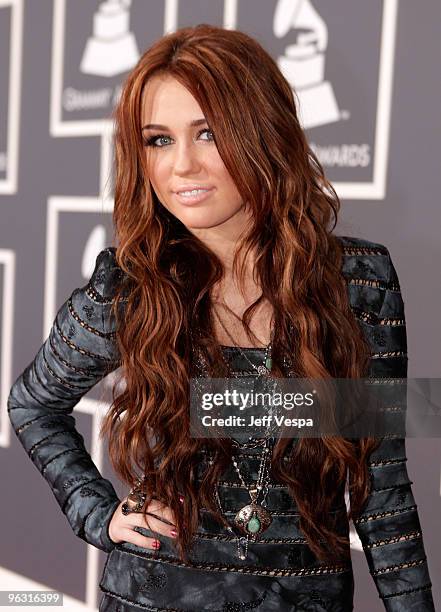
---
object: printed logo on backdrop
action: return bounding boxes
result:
[51,0,399,198]
[51,0,167,136]
[0,0,23,194]
[231,0,399,199]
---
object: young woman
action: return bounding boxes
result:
[8,24,435,612]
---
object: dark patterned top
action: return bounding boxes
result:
[7,236,435,612]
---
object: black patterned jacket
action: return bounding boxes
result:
[7,236,435,611]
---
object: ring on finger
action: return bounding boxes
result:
[121,490,146,516]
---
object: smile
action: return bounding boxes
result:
[174,187,215,205]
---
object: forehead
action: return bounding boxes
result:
[141,75,204,124]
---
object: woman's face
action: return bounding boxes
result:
[141,75,248,235]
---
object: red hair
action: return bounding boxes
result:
[101,23,377,564]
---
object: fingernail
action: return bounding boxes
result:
[170,529,178,537]
[152,540,161,549]
[178,495,184,503]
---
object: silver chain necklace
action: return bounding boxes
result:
[210,305,275,559]
[212,305,273,375]
[207,440,273,561]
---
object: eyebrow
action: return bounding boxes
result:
[141,118,208,131]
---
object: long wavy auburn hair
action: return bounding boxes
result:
[100,23,381,565]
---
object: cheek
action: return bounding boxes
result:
[219,170,242,203]
[147,157,168,194]
[209,153,228,178]
[209,156,240,196]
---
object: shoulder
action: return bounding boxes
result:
[335,235,403,319]
[336,235,389,255]
[336,235,395,286]
[86,247,128,302]
[66,247,128,341]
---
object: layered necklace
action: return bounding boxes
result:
[212,299,273,374]
[210,304,276,560]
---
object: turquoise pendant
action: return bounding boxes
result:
[265,356,272,369]
[246,514,261,534]
[234,503,272,538]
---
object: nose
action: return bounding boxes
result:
[172,139,202,176]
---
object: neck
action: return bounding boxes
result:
[187,203,255,275]
[186,204,263,303]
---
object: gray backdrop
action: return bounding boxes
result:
[0,1,439,610]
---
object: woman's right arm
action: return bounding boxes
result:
[7,247,125,553]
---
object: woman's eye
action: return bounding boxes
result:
[144,134,172,147]
[199,128,215,141]
[143,128,214,148]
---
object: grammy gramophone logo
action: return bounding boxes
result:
[274,0,343,130]
[80,0,140,77]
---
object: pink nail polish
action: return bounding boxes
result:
[178,495,184,503]
[170,529,178,537]
[152,540,161,549]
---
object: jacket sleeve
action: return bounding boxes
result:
[7,247,125,553]
[349,248,435,611]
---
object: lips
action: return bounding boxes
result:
[173,185,214,194]
[173,186,215,205]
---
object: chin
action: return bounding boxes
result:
[172,209,233,229]
[183,220,221,231]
